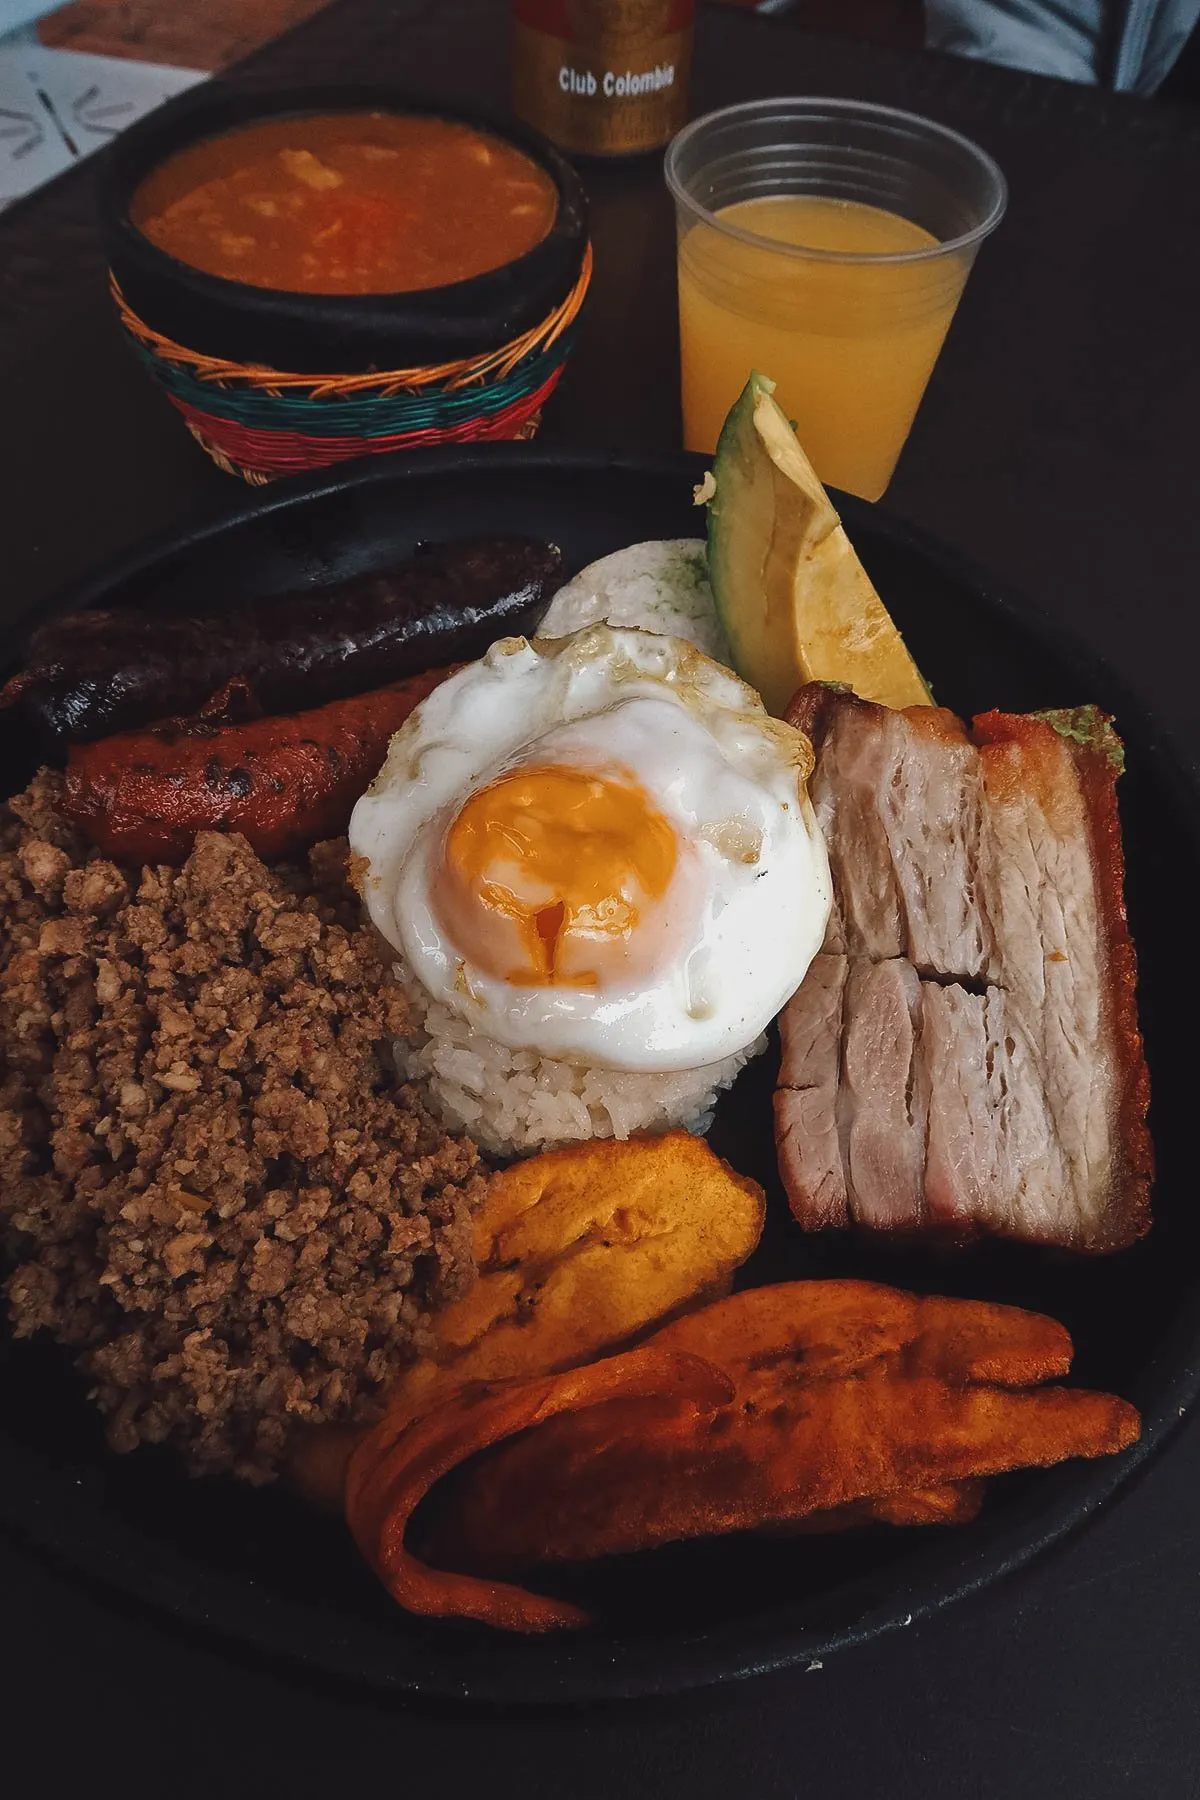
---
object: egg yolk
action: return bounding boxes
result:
[435,765,682,988]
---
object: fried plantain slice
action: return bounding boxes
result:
[418,1132,766,1391]
[425,1283,1138,1577]
[291,1132,765,1508]
[860,1482,987,1528]
[649,1280,1075,1393]
[768,1481,988,1536]
[344,1344,733,1632]
[429,1369,1137,1573]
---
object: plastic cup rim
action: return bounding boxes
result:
[664,96,1009,267]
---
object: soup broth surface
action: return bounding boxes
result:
[132,111,559,295]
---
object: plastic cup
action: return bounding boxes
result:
[665,97,1007,500]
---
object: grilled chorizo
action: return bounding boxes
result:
[64,666,450,862]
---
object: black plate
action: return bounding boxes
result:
[2,447,1197,1705]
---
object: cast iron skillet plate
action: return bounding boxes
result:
[1,447,1196,1704]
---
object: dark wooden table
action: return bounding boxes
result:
[4,3,1200,1794]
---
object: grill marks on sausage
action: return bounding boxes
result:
[62,668,448,864]
[779,688,1152,1252]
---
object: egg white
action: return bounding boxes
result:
[349,625,831,1073]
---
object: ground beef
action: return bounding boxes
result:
[0,771,487,1483]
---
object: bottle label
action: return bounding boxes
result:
[513,1,695,156]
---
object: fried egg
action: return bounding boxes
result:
[349,625,831,1072]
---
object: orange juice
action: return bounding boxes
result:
[677,194,971,499]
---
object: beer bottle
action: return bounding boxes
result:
[512,1,696,158]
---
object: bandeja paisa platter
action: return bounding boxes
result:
[0,409,1196,1703]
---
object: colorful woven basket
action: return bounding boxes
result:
[110,246,592,485]
[100,85,592,484]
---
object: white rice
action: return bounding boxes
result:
[538,539,732,666]
[392,958,765,1159]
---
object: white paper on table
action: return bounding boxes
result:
[0,40,206,207]
[27,44,206,155]
[0,44,72,204]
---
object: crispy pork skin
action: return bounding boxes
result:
[779,689,1152,1252]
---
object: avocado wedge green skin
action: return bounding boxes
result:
[704,372,933,716]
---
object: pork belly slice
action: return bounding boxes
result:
[884,710,992,983]
[777,955,927,1232]
[840,959,928,1231]
[775,954,848,1228]
[792,684,993,979]
[794,685,905,961]
[973,709,1153,1251]
[919,982,1064,1237]
[778,688,1152,1252]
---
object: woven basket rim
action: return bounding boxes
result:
[111,246,593,400]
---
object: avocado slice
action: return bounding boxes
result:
[704,372,932,716]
